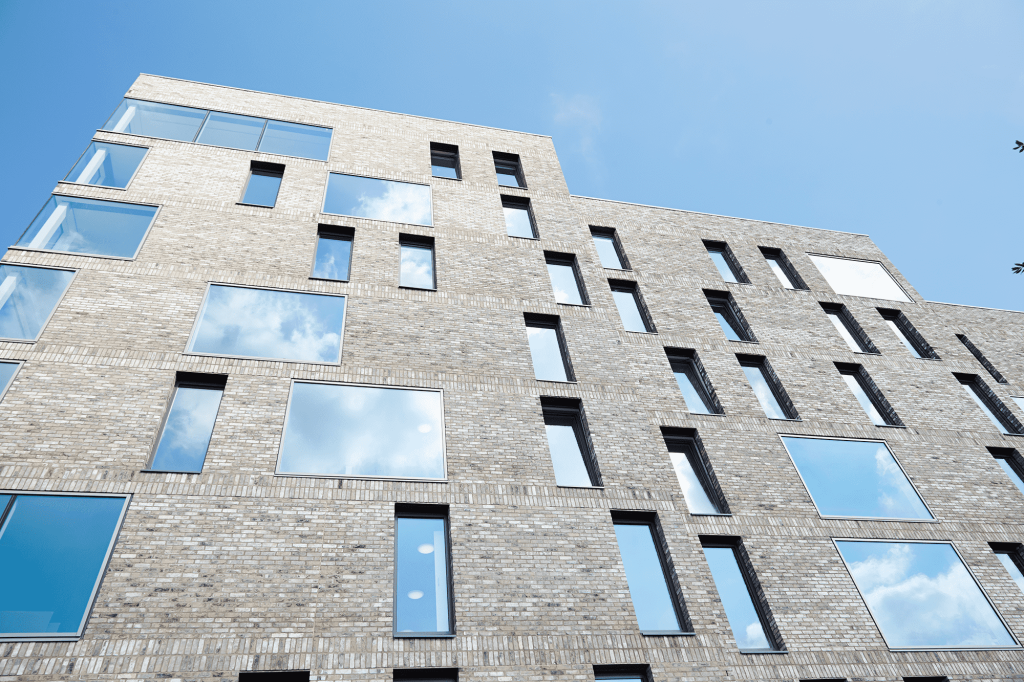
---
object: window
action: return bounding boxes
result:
[187,284,346,363]
[903,678,949,682]
[665,349,722,415]
[323,173,433,226]
[991,544,1024,595]
[609,280,655,333]
[820,303,877,353]
[18,195,159,259]
[1015,396,1024,413]
[835,540,1016,649]
[0,361,21,402]
[0,264,75,342]
[501,196,536,239]
[877,309,937,359]
[0,492,130,641]
[400,235,436,290]
[956,334,1006,383]
[493,151,525,187]
[662,427,728,514]
[611,511,691,634]
[541,397,600,487]
[808,254,912,302]
[240,161,284,207]
[759,247,806,290]
[780,437,930,520]
[311,225,354,281]
[394,669,458,682]
[278,382,445,480]
[955,373,1023,435]
[545,252,588,305]
[590,227,629,270]
[103,98,206,142]
[989,447,1024,496]
[197,111,265,150]
[593,665,653,682]
[147,372,227,473]
[705,291,755,342]
[835,363,902,426]
[524,314,574,382]
[238,672,310,682]
[430,142,460,179]
[64,141,147,189]
[395,505,454,637]
[737,355,797,420]
[258,121,332,160]
[700,536,783,652]
[703,240,748,283]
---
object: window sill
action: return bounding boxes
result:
[687,411,727,417]
[394,632,456,639]
[535,378,578,384]
[641,631,695,637]
[874,424,907,429]
[309,276,350,283]
[768,417,802,422]
[819,515,939,523]
[601,266,633,273]
[398,285,437,291]
[140,469,202,474]
[56,180,128,191]
[624,329,657,335]
[508,235,540,240]
[431,175,461,181]
[498,183,528,190]
[915,356,943,361]
[274,472,449,483]
[690,512,731,517]
[8,245,137,261]
[556,302,592,308]
[183,351,341,366]
[557,484,604,490]
[236,202,276,209]
[727,338,759,344]
[738,649,787,655]
[854,351,882,356]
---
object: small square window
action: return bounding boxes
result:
[590,227,629,270]
[400,234,436,290]
[737,354,797,420]
[524,313,574,382]
[989,447,1024,496]
[545,252,588,305]
[311,225,354,282]
[430,142,460,179]
[147,372,227,473]
[662,427,728,514]
[705,290,755,342]
[493,151,525,187]
[878,308,938,359]
[395,504,454,637]
[541,396,601,487]
[240,161,284,208]
[990,543,1024,595]
[956,333,1006,383]
[703,240,748,283]
[821,303,877,353]
[759,246,807,290]
[501,196,536,239]
[609,280,655,333]
[835,362,902,426]
[665,349,722,415]
[955,373,1023,435]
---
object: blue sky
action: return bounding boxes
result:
[1,1,1021,310]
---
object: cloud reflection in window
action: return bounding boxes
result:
[323,173,432,226]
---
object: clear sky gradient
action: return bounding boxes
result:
[2,1,1021,310]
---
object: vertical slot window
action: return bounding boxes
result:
[541,397,600,487]
[662,427,727,514]
[738,355,797,420]
[311,225,354,281]
[989,447,1024,496]
[990,544,1024,595]
[64,141,148,189]
[400,235,436,290]
[705,291,755,342]
[493,151,525,187]
[956,373,1023,435]
[545,252,587,305]
[147,372,227,473]
[700,536,782,652]
[524,314,573,382]
[501,196,536,238]
[0,361,22,402]
[956,334,1007,383]
[821,303,877,353]
[395,505,453,637]
[240,161,284,208]
[759,247,806,290]
[590,227,629,270]
[430,143,460,179]
[609,280,655,333]
[665,349,722,415]
[703,241,748,283]
[835,363,902,426]
[878,309,938,359]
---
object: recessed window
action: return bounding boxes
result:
[821,303,877,353]
[955,373,1023,435]
[662,427,728,514]
[64,141,147,188]
[835,540,1016,649]
[808,254,912,302]
[311,225,354,281]
[591,227,629,270]
[990,543,1024,595]
[609,280,655,333]
[240,161,284,207]
[501,196,536,238]
[705,291,755,342]
[759,247,806,290]
[18,195,159,259]
[956,334,1006,383]
[187,284,346,363]
[1015,397,1024,413]
[400,235,436,290]
[593,665,652,682]
[835,363,902,426]
[0,361,21,402]
[238,672,310,682]
[665,349,722,415]
[493,151,525,187]
[524,313,574,382]
[611,511,691,634]
[989,447,1024,496]
[902,678,949,682]
[393,669,458,682]
[545,252,587,305]
[395,504,454,637]
[278,382,445,480]
[541,397,600,487]
[877,308,937,359]
[703,240,748,283]
[430,142,460,179]
[324,173,432,226]
[781,437,930,519]
[0,492,130,641]
[147,372,227,473]
[700,536,783,652]
[737,355,797,420]
[0,264,75,342]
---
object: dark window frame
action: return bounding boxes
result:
[310,224,354,282]
[524,313,576,382]
[956,334,1007,384]
[609,279,656,333]
[955,373,1023,435]
[399,233,437,291]
[500,195,537,239]
[989,447,1024,488]
[593,665,654,682]
[238,672,311,682]
[393,668,459,682]
[705,290,757,342]
[737,354,799,420]
[990,542,1024,578]
[665,348,723,414]
[759,246,808,290]
[544,251,589,306]
[878,308,939,359]
[834,362,903,426]
[703,240,750,284]
[238,160,285,208]
[393,503,455,638]
[541,396,602,486]
[661,426,730,514]
[143,371,228,473]
[820,302,878,353]
[902,677,950,682]
[590,226,631,270]
[429,142,461,180]
[492,151,526,188]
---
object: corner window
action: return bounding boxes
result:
[989,447,1024,496]
[400,235,436,290]
[991,543,1024,595]
[240,161,284,207]
[18,196,159,259]
[501,196,536,239]
[808,254,912,302]
[821,303,877,353]
[395,505,454,637]
[0,361,22,402]
[311,225,353,281]
[541,397,600,487]
[704,240,748,283]
[0,492,130,641]
[64,141,147,188]
[591,227,629,270]
[759,247,806,289]
[878,309,937,359]
[955,373,1023,435]
[0,265,75,342]
[524,313,574,382]
[147,372,227,473]
[278,382,445,480]
[700,536,783,652]
[493,151,525,188]
[324,173,432,226]
[197,111,265,150]
[835,363,902,426]
[187,284,345,363]
[665,348,722,415]
[835,540,1016,649]
[545,252,587,305]
[430,143,460,179]
[956,334,1006,383]
[662,427,728,514]
[103,98,206,141]
[609,280,655,333]
[737,355,797,419]
[705,291,755,342]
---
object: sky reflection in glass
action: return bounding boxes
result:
[0,265,74,341]
[19,196,158,258]
[669,451,717,513]
[996,458,1024,495]
[526,326,568,381]
[150,387,223,472]
[324,173,432,226]
[395,516,450,633]
[188,285,345,363]
[708,250,738,282]
[0,362,19,398]
[702,546,771,649]
[765,257,795,288]
[592,234,623,268]
[836,540,1015,648]
[544,423,592,487]
[885,320,922,357]
[613,523,682,632]
[809,255,911,302]
[714,309,742,341]
[961,382,1009,434]
[503,206,535,238]
[65,141,147,188]
[547,263,583,305]
[841,374,886,425]
[400,245,435,289]
[1013,397,1024,414]
[611,289,648,332]
[313,236,352,281]
[828,313,863,352]
[257,120,331,160]
[741,366,786,419]
[196,111,264,150]
[674,369,712,414]
[241,170,282,207]
[996,554,1024,594]
[103,99,206,141]
[279,383,445,479]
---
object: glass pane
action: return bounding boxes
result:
[102,98,206,141]
[674,368,712,414]
[258,120,331,161]
[0,265,75,341]
[324,173,432,226]
[241,171,282,207]
[431,154,458,179]
[996,554,1024,594]
[612,289,648,332]
[526,326,568,381]
[765,257,795,289]
[19,196,158,258]
[66,142,147,188]
[0,362,19,397]
[189,285,345,363]
[1012,397,1024,413]
[312,236,352,281]
[503,206,535,238]
[150,387,223,472]
[395,516,450,633]
[544,423,592,486]
[0,495,126,636]
[961,383,1009,434]
[714,308,742,341]
[400,245,435,289]
[495,163,522,187]
[708,250,738,282]
[828,313,863,352]
[886,320,921,358]
[547,263,583,305]
[841,374,886,425]
[741,366,786,419]
[781,437,931,519]
[702,546,771,649]
[669,451,717,513]
[836,540,1015,648]
[195,112,264,151]
[996,458,1024,495]
[278,383,444,479]
[592,235,623,269]
[809,255,911,302]
[613,523,682,631]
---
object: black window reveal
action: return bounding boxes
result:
[609,280,656,333]
[591,226,630,270]
[704,240,749,284]
[430,142,461,180]
[493,151,525,188]
[662,427,729,514]
[541,397,601,487]
[989,447,1024,495]
[545,252,588,305]
[394,669,459,682]
[394,503,454,637]
[238,672,310,682]
[705,290,756,342]
[835,362,902,426]
[821,302,878,353]
[594,665,654,682]
[501,195,537,239]
[878,308,939,359]
[955,373,1023,435]
[737,354,798,420]
[665,348,723,415]
[956,333,1007,383]
[240,161,284,208]
[760,246,807,289]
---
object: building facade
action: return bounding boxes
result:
[2,74,1024,682]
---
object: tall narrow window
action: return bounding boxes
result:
[820,303,877,353]
[662,427,728,514]
[611,511,691,634]
[665,349,722,415]
[738,355,797,420]
[956,373,1023,435]
[19,195,159,259]
[524,314,574,382]
[609,280,655,333]
[395,505,453,637]
[878,309,938,359]
[759,247,806,290]
[0,361,22,402]
[990,544,1024,595]
[541,397,600,487]
[493,151,525,187]
[835,363,902,426]
[240,161,284,207]
[545,252,587,305]
[501,196,537,238]
[430,142,460,179]
[703,241,748,283]
[956,334,1006,383]
[400,235,436,290]
[591,227,629,270]
[64,141,148,189]
[147,372,227,473]
[0,264,76,342]
[311,225,354,281]
[989,447,1024,496]
[705,291,755,342]
[700,536,783,652]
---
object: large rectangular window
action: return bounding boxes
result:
[395,505,453,637]
[102,99,207,142]
[400,235,436,290]
[64,141,148,189]
[662,427,727,514]
[18,196,159,259]
[240,161,284,208]
[524,314,574,382]
[705,291,755,342]
[665,349,722,415]
[609,280,655,333]
[835,363,902,426]
[591,227,629,270]
[738,355,797,419]
[501,196,536,239]
[991,543,1024,595]
[759,247,806,290]
[700,536,782,652]
[493,151,525,188]
[197,111,265,150]
[704,240,748,283]
[311,225,354,281]
[821,303,877,353]
[835,540,1016,649]
[0,492,130,641]
[0,264,75,342]
[989,447,1024,496]
[278,382,445,480]
[611,511,691,635]
[878,308,937,359]
[187,284,346,363]
[545,252,587,305]
[541,397,600,487]
[147,372,227,473]
[956,373,1023,435]
[323,173,433,226]
[956,334,1006,383]
[808,254,912,302]
[430,142,460,179]
[781,436,931,520]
